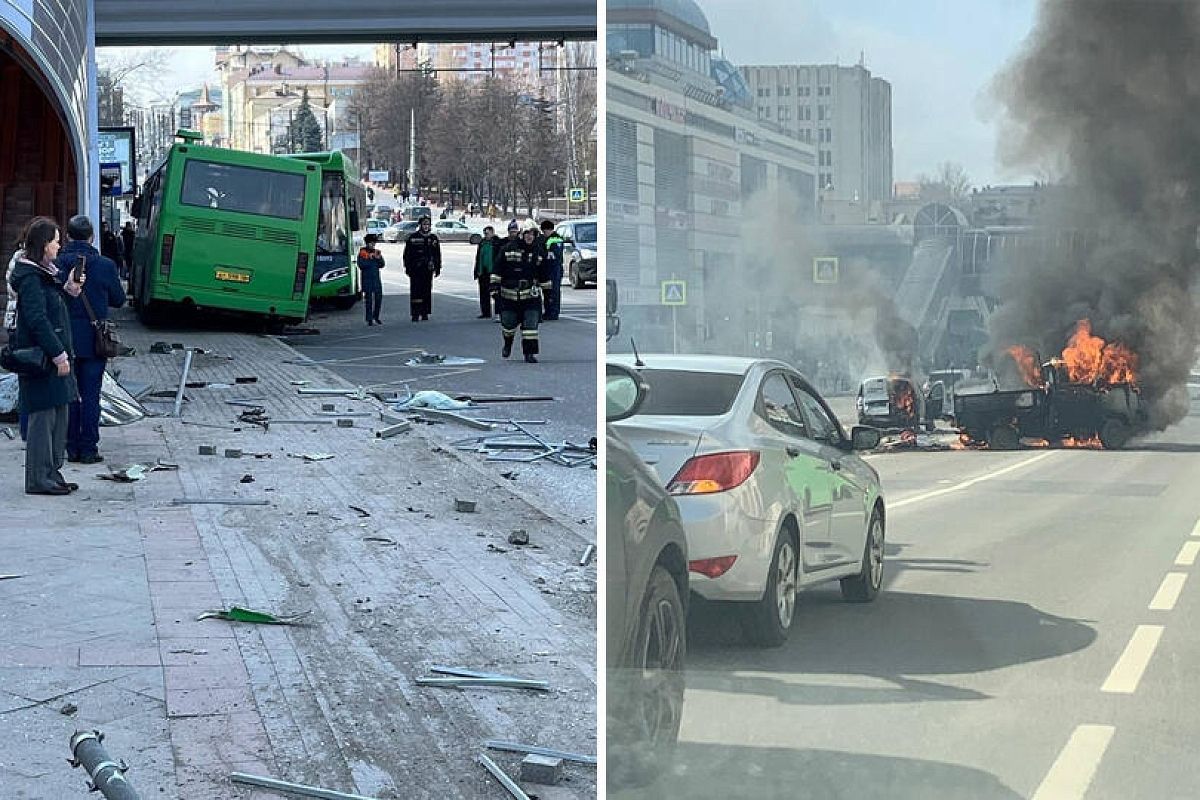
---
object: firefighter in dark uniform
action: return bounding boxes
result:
[402,216,441,321]
[539,219,564,320]
[493,225,552,363]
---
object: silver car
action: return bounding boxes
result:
[609,354,885,647]
[431,219,483,244]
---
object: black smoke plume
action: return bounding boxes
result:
[991,0,1200,428]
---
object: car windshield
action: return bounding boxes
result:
[631,368,745,416]
[572,222,597,245]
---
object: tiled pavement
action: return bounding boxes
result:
[0,312,597,799]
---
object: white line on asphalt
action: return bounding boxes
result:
[1175,541,1200,566]
[1149,573,1188,611]
[1192,518,1200,537]
[888,451,1059,510]
[1101,625,1164,694]
[1031,724,1115,800]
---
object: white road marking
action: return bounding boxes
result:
[1101,625,1164,694]
[1175,541,1200,566]
[889,451,1058,510]
[1031,724,1115,800]
[1190,517,1200,537]
[1148,573,1188,611]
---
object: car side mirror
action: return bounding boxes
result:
[850,426,881,451]
[606,279,619,315]
[606,363,646,422]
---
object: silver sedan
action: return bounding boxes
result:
[608,354,885,647]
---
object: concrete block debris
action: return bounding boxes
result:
[375,422,412,439]
[198,445,217,455]
[99,461,179,482]
[483,740,597,766]
[477,754,533,800]
[230,771,379,800]
[321,403,335,412]
[520,754,563,785]
[288,452,335,462]
[239,474,255,484]
[224,449,243,459]
[235,376,258,384]
[454,499,477,513]
[335,418,355,428]
[197,606,311,626]
[507,529,529,546]
[149,341,173,354]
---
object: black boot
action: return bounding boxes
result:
[502,339,513,358]
[525,353,538,363]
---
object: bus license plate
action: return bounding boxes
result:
[215,269,251,284]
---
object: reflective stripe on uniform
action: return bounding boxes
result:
[521,330,538,339]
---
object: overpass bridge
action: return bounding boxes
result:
[0,0,595,246]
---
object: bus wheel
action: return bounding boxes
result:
[136,301,162,327]
[333,295,359,311]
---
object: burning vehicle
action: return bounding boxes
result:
[856,374,934,432]
[953,320,1146,450]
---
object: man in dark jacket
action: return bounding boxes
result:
[473,226,500,319]
[402,216,441,321]
[492,226,552,363]
[120,221,135,278]
[54,215,126,464]
[539,219,564,320]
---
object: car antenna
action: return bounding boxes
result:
[631,338,645,368]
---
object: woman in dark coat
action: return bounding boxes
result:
[9,217,85,495]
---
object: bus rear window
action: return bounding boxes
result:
[180,160,307,220]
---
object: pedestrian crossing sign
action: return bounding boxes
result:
[661,280,687,306]
[569,188,587,202]
[813,256,839,284]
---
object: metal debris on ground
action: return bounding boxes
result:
[230,771,380,800]
[403,351,486,367]
[197,606,311,625]
[99,372,148,427]
[477,754,533,800]
[69,730,138,800]
[239,475,255,484]
[149,342,173,354]
[237,407,270,431]
[453,426,597,468]
[0,574,23,581]
[297,386,369,399]
[235,376,258,384]
[484,740,598,766]
[198,445,217,455]
[579,544,595,566]
[171,497,270,506]
[59,702,78,716]
[288,452,336,462]
[348,505,371,518]
[98,461,179,483]
[416,676,549,691]
[289,380,310,386]
[0,427,12,440]
[507,530,529,546]
[224,449,243,459]
[413,408,494,429]
[171,349,195,417]
[362,536,396,545]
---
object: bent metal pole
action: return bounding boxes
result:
[69,730,140,800]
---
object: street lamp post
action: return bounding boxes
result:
[585,168,592,215]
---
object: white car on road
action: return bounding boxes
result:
[608,354,885,646]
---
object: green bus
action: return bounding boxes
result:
[287,151,366,309]
[130,131,321,326]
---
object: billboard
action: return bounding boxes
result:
[98,127,137,197]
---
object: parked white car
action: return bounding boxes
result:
[608,354,885,647]
[431,219,483,244]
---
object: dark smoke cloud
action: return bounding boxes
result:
[991,0,1200,429]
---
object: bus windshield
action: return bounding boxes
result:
[180,160,307,220]
[317,173,349,255]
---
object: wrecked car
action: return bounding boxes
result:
[856,375,934,432]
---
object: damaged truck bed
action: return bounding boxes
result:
[953,360,1145,450]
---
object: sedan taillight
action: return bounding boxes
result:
[689,555,738,578]
[667,451,760,496]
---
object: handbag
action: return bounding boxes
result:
[0,343,52,376]
[79,289,121,359]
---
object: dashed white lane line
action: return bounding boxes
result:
[1101,625,1165,694]
[1148,573,1188,611]
[1174,541,1200,566]
[1031,724,1116,800]
[1190,518,1200,537]
[889,451,1059,510]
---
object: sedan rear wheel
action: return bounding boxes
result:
[571,261,586,289]
[744,528,799,647]
[841,509,884,602]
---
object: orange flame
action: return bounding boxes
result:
[1061,435,1104,449]
[1061,319,1138,386]
[1007,346,1043,387]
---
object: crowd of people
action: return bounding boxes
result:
[4,214,125,496]
[355,214,563,364]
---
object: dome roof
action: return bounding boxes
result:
[609,0,712,36]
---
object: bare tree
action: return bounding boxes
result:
[918,161,972,202]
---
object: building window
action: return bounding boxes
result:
[820,127,832,143]
[800,86,811,97]
[778,106,790,120]
[764,107,772,119]
[764,87,772,97]
[819,150,832,166]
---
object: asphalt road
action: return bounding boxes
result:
[281,240,598,525]
[617,399,1200,799]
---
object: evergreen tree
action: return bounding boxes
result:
[289,88,325,153]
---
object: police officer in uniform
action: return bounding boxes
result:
[493,224,552,363]
[402,216,441,321]
[539,219,564,320]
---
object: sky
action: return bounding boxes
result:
[700,0,1041,185]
